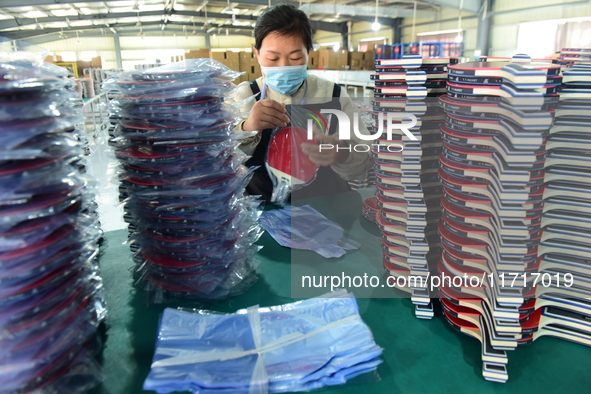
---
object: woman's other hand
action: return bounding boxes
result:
[301,133,350,167]
[242,99,290,131]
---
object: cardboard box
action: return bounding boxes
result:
[210,51,240,71]
[91,56,102,68]
[350,59,362,70]
[76,61,91,72]
[44,55,54,63]
[308,50,320,69]
[362,51,374,70]
[239,51,258,72]
[250,62,261,77]
[185,49,211,59]
[55,55,63,62]
[318,49,338,70]
[336,49,348,70]
[251,69,262,79]
[349,52,363,61]
[248,72,262,82]
[348,51,363,70]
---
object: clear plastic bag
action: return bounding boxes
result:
[130,195,262,302]
[143,292,382,393]
[102,59,241,95]
[0,89,76,122]
[260,205,361,258]
[266,105,322,205]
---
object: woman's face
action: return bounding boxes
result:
[255,31,308,70]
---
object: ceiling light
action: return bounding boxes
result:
[454,33,463,43]
[372,0,380,31]
[131,2,141,12]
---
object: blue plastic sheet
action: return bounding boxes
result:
[144,291,382,393]
[260,205,361,258]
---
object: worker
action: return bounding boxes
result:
[232,4,373,202]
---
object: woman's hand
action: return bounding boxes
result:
[301,133,350,167]
[242,99,290,131]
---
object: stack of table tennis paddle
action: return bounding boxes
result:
[524,48,591,350]
[437,56,563,382]
[0,51,106,392]
[105,59,262,303]
[370,55,456,319]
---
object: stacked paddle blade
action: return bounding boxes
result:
[525,49,591,347]
[438,58,562,382]
[556,48,591,67]
[362,196,379,222]
[143,292,382,393]
[0,48,106,391]
[104,59,262,303]
[370,55,455,319]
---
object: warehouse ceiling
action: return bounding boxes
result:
[0,0,481,43]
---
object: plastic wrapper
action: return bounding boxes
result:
[0,38,105,394]
[143,291,382,393]
[106,59,261,303]
[260,205,361,258]
[0,117,82,154]
[130,197,262,302]
[110,85,235,106]
[0,89,77,121]
[266,105,322,205]
[102,59,241,95]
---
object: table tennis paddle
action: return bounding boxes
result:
[266,126,319,204]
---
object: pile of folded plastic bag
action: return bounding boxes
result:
[0,39,106,392]
[103,59,262,303]
[143,291,382,393]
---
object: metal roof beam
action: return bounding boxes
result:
[0,0,271,7]
[298,3,436,19]
[0,8,345,34]
[419,0,482,14]
[0,9,253,30]
[0,20,253,40]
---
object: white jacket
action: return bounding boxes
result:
[231,74,373,182]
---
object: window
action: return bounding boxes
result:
[60,51,77,62]
[80,51,98,61]
[359,39,386,53]
[516,20,558,58]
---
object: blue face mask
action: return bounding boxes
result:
[260,64,308,95]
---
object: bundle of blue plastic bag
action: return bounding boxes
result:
[144,291,382,393]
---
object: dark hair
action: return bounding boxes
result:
[254,4,313,52]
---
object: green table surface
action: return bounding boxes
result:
[90,188,591,394]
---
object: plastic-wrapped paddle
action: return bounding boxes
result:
[266,126,319,204]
